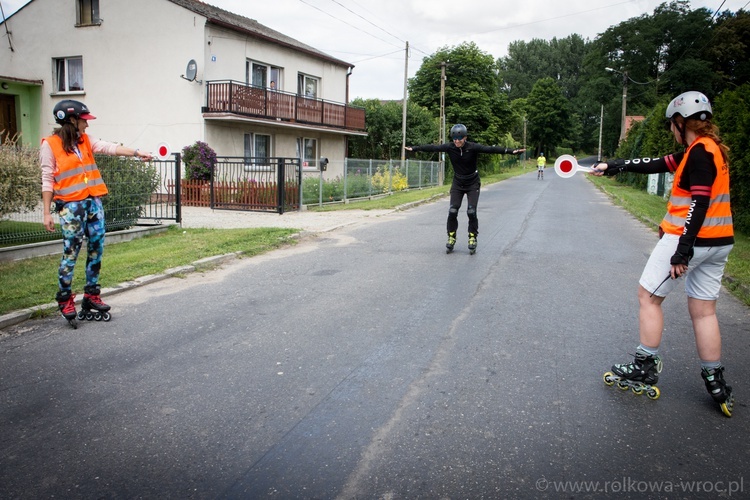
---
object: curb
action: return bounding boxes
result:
[0,252,245,330]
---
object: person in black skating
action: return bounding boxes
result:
[406,124,525,254]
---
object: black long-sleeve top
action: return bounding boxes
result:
[410,142,517,179]
[605,146,733,256]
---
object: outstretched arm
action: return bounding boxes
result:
[471,144,525,155]
[591,153,683,176]
[405,143,450,153]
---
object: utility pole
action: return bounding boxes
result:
[619,71,628,144]
[401,41,409,164]
[598,104,604,161]
[439,61,447,184]
[522,116,527,163]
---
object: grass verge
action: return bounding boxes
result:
[588,175,750,306]
[0,226,298,316]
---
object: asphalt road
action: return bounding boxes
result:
[2,172,748,499]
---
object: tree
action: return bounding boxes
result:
[579,1,718,155]
[347,99,438,160]
[498,35,589,101]
[706,10,750,93]
[715,84,750,233]
[525,78,571,155]
[408,42,518,149]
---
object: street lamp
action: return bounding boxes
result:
[605,67,651,144]
[605,67,628,144]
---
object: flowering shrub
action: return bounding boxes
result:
[371,165,408,193]
[182,141,217,181]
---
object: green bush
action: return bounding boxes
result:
[346,172,373,198]
[0,138,40,218]
[96,155,160,231]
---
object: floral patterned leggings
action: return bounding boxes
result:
[56,197,106,293]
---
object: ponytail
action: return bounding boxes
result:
[686,118,730,165]
[52,122,81,155]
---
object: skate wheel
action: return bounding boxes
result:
[77,310,85,320]
[102,312,111,322]
[603,372,615,386]
[646,386,660,400]
[617,380,630,391]
[85,311,94,321]
[632,385,644,396]
[69,318,77,329]
[720,395,734,417]
[94,312,103,321]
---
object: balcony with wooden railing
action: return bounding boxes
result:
[204,80,366,132]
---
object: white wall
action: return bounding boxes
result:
[0,0,356,170]
[203,24,349,102]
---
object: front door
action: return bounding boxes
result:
[0,94,18,144]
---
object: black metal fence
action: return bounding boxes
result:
[301,158,443,206]
[208,157,301,214]
[0,154,181,247]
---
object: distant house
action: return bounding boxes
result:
[0,0,366,177]
[625,116,645,136]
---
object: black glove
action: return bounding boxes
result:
[603,159,627,176]
[670,245,694,266]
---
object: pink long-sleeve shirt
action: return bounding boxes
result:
[40,134,120,192]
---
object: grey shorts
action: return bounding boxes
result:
[639,233,732,300]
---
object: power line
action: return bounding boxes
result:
[330,0,405,45]
[297,0,431,60]
[297,0,401,49]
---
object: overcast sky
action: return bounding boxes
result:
[2,0,746,100]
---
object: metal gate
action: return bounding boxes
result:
[210,157,301,214]
[140,154,182,225]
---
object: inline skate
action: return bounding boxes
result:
[702,366,734,417]
[468,233,477,255]
[56,291,78,329]
[77,285,112,322]
[603,352,662,400]
[446,231,456,254]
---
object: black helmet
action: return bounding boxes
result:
[53,99,96,125]
[450,123,467,140]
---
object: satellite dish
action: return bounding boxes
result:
[181,59,202,83]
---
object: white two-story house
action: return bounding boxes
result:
[0,0,366,177]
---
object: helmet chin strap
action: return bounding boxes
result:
[672,117,688,145]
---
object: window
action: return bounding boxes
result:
[298,74,319,98]
[297,137,319,170]
[77,0,100,26]
[53,57,84,93]
[246,61,282,89]
[244,133,272,171]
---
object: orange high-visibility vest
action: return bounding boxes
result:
[661,137,733,240]
[45,134,108,202]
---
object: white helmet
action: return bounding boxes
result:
[666,91,712,121]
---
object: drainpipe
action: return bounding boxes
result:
[346,66,353,104]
